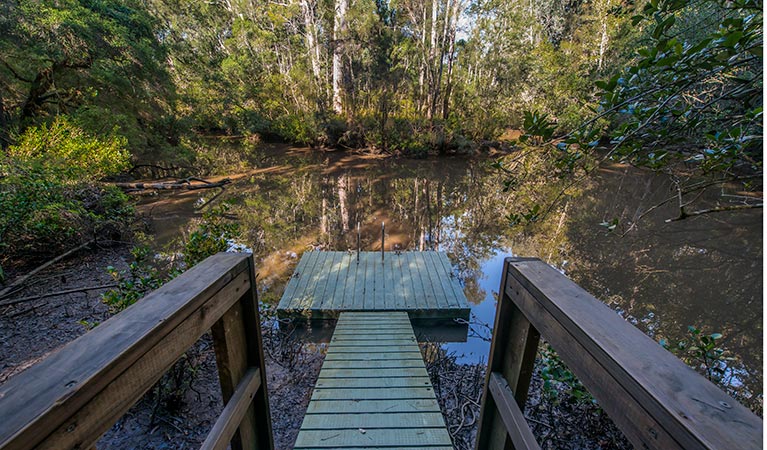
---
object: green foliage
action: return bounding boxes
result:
[101,204,240,313]
[539,344,595,405]
[595,0,762,172]
[7,116,130,181]
[102,245,169,313]
[271,113,320,146]
[183,204,239,268]
[0,0,174,152]
[660,325,735,383]
[0,117,132,259]
[506,205,542,227]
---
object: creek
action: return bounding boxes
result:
[136,143,762,410]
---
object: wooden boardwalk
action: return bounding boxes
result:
[294,312,453,449]
[277,251,470,320]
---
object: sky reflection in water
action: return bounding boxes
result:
[138,145,762,407]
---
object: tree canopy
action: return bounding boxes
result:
[0,0,762,260]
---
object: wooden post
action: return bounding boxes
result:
[474,257,762,449]
[357,222,360,263]
[211,255,274,450]
[0,253,260,450]
[475,257,540,450]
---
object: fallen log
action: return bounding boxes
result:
[113,177,231,191]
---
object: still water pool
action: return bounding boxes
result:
[138,144,762,409]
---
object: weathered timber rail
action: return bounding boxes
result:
[2,251,760,450]
[0,252,273,450]
[475,257,763,450]
[294,312,453,449]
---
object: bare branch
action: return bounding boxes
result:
[665,203,763,222]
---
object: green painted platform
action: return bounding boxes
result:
[294,312,453,449]
[277,251,470,320]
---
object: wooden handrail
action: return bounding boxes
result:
[0,252,273,450]
[476,257,762,450]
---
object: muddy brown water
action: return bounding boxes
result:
[137,144,763,408]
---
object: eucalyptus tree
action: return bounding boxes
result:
[0,0,173,151]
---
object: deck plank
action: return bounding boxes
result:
[301,252,327,310]
[351,254,365,310]
[326,252,345,310]
[425,251,452,308]
[290,251,321,310]
[277,251,469,320]
[373,253,385,309]
[316,252,336,309]
[300,412,446,429]
[428,252,458,308]
[320,360,425,369]
[325,346,425,355]
[419,253,440,309]
[296,312,452,449]
[342,253,357,309]
[315,377,432,388]
[407,253,429,309]
[311,387,436,400]
[279,251,310,309]
[436,251,465,304]
[340,252,354,309]
[382,253,393,309]
[324,351,423,362]
[305,398,441,414]
[294,428,453,448]
[393,253,406,309]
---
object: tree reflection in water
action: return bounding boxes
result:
[139,144,762,412]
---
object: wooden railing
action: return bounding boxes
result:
[0,252,273,450]
[476,257,762,450]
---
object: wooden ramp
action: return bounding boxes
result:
[294,312,453,449]
[277,251,470,320]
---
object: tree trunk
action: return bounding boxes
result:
[427,0,439,120]
[442,0,460,120]
[419,3,428,113]
[332,0,348,115]
[302,0,322,83]
[20,67,54,120]
[597,0,610,71]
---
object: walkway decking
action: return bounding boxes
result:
[294,312,453,449]
[277,251,470,320]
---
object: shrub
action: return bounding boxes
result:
[7,116,130,181]
[183,204,240,267]
[271,113,318,145]
[0,117,132,261]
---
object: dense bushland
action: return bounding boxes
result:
[0,0,761,259]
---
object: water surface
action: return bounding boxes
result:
[138,144,762,408]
